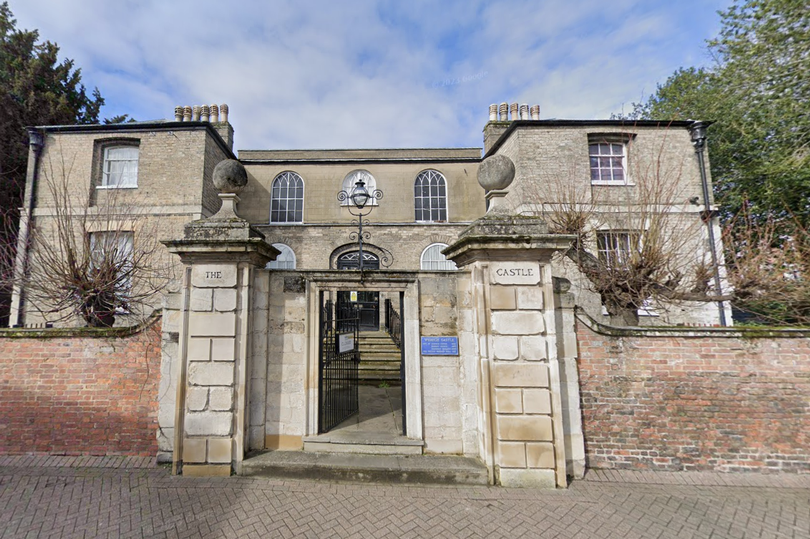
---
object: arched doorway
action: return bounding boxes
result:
[336,251,380,331]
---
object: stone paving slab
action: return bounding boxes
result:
[1,464,809,538]
[0,455,156,469]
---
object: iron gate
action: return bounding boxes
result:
[318,292,360,433]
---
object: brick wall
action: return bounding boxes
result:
[0,318,162,456]
[576,314,810,472]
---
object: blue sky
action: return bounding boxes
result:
[11,0,729,153]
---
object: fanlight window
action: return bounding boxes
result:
[420,243,457,271]
[266,243,296,269]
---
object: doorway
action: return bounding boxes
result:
[317,288,406,436]
[307,277,423,442]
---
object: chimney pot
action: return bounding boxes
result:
[174,106,183,122]
[192,105,201,121]
[183,106,192,122]
[200,104,210,122]
[499,102,508,121]
[510,103,518,121]
[530,105,540,120]
[220,103,229,123]
[489,104,498,122]
[520,103,529,120]
[210,104,219,123]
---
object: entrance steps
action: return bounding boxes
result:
[357,330,401,384]
[241,451,489,486]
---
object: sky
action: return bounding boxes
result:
[11,0,729,153]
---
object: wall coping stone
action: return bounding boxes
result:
[0,312,161,339]
[575,307,810,339]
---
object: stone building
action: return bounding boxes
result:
[10,102,729,486]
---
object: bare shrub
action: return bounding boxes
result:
[1,153,174,327]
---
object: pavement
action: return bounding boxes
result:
[2,456,809,538]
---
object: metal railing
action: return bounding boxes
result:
[384,298,402,349]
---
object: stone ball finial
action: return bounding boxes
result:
[477,154,515,191]
[213,159,248,193]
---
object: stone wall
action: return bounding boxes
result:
[576,313,810,472]
[419,273,476,455]
[0,317,161,456]
[262,271,308,450]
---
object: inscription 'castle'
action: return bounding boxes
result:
[495,268,534,277]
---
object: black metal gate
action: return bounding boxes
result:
[318,292,360,433]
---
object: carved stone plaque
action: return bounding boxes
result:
[191,265,237,288]
[490,262,541,285]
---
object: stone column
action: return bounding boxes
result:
[444,214,574,488]
[163,160,277,476]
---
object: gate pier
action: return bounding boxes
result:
[163,162,277,476]
[445,213,574,488]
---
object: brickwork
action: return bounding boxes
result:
[0,318,161,456]
[576,316,810,472]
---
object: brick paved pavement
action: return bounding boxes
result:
[1,458,809,538]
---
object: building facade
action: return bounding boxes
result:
[10,103,729,486]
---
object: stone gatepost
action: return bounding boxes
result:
[444,213,574,488]
[163,160,277,476]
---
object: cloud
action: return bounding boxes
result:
[9,0,728,151]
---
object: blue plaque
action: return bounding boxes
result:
[421,336,459,356]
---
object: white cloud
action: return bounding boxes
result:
[9,0,728,151]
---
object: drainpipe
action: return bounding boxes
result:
[689,121,727,326]
[8,128,45,327]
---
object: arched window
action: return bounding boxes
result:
[341,170,377,206]
[420,243,457,271]
[337,251,380,270]
[266,243,296,269]
[270,171,304,223]
[414,170,447,222]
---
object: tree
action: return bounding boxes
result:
[633,0,810,227]
[0,2,103,322]
[0,152,174,327]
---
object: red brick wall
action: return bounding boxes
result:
[577,318,810,472]
[0,319,161,456]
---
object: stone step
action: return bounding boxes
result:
[241,451,489,486]
[359,355,401,363]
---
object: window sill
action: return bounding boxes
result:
[97,184,138,190]
[590,180,634,187]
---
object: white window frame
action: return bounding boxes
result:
[270,171,305,223]
[414,170,448,222]
[420,243,457,271]
[266,243,297,269]
[100,146,139,188]
[341,170,378,206]
[589,142,628,185]
[596,231,638,268]
[89,231,134,311]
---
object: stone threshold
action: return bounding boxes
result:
[241,451,489,486]
[302,431,423,455]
